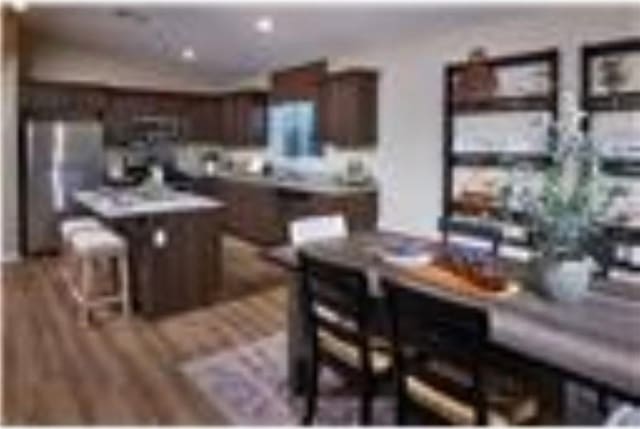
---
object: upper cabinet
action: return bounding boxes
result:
[219,91,268,147]
[20,82,108,120]
[271,61,327,102]
[184,95,222,142]
[233,91,268,147]
[105,90,188,145]
[319,68,378,147]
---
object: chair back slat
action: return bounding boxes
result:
[387,284,487,353]
[302,254,368,320]
[383,278,489,424]
[299,252,372,349]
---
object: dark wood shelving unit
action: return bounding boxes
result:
[442,49,559,245]
[452,95,554,114]
[582,37,640,270]
[585,92,640,111]
[601,158,640,176]
[452,152,551,167]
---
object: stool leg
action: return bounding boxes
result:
[118,254,131,319]
[80,257,93,326]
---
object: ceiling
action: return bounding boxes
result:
[19,3,610,85]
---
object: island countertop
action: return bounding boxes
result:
[75,187,224,219]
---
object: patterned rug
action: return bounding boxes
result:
[179,332,393,425]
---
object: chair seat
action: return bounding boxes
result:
[318,329,391,373]
[60,217,103,241]
[70,228,126,257]
[406,371,538,425]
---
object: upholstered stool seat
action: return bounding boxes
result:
[60,217,103,242]
[71,228,126,256]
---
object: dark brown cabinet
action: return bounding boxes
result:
[320,69,378,147]
[20,82,266,147]
[218,180,283,244]
[272,61,327,102]
[185,95,222,142]
[108,208,224,318]
[194,177,377,246]
[20,83,107,119]
[218,91,268,147]
[105,90,187,146]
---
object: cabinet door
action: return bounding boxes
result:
[185,96,222,142]
[21,83,107,120]
[220,95,237,145]
[319,71,377,147]
[234,93,267,146]
[115,211,222,318]
[272,61,327,101]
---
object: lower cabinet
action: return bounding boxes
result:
[220,180,284,245]
[109,208,223,318]
[193,177,378,246]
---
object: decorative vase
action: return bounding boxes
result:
[538,256,594,302]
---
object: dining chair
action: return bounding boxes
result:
[298,252,391,425]
[438,217,503,256]
[382,278,540,425]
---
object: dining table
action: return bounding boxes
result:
[266,230,640,408]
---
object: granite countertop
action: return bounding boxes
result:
[75,187,224,219]
[186,170,377,196]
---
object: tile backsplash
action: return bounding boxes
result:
[104,141,378,180]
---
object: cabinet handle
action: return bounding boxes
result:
[153,229,168,248]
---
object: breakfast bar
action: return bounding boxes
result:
[75,188,226,318]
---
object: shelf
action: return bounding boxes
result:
[601,158,640,176]
[603,223,640,241]
[451,95,554,114]
[585,92,640,111]
[452,152,550,167]
[450,204,531,224]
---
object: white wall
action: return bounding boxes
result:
[311,7,640,235]
[2,9,20,262]
[27,37,221,92]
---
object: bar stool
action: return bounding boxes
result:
[69,227,131,325]
[60,217,103,244]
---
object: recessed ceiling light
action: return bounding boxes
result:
[255,16,274,34]
[181,47,196,62]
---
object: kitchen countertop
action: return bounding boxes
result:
[186,170,377,196]
[75,187,224,219]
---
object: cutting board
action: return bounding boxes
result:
[401,261,520,299]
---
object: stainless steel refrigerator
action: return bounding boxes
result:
[25,120,104,254]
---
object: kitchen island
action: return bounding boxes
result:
[75,187,225,318]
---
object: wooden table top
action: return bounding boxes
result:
[266,230,640,402]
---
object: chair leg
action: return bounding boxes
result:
[359,372,373,425]
[302,356,318,425]
[117,254,131,319]
[80,257,93,327]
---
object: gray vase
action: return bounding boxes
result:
[539,257,594,302]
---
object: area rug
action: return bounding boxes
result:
[179,332,393,425]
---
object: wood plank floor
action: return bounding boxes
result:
[2,236,291,424]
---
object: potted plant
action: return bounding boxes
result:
[502,92,626,302]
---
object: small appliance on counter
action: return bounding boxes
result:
[337,158,374,186]
[200,149,224,176]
